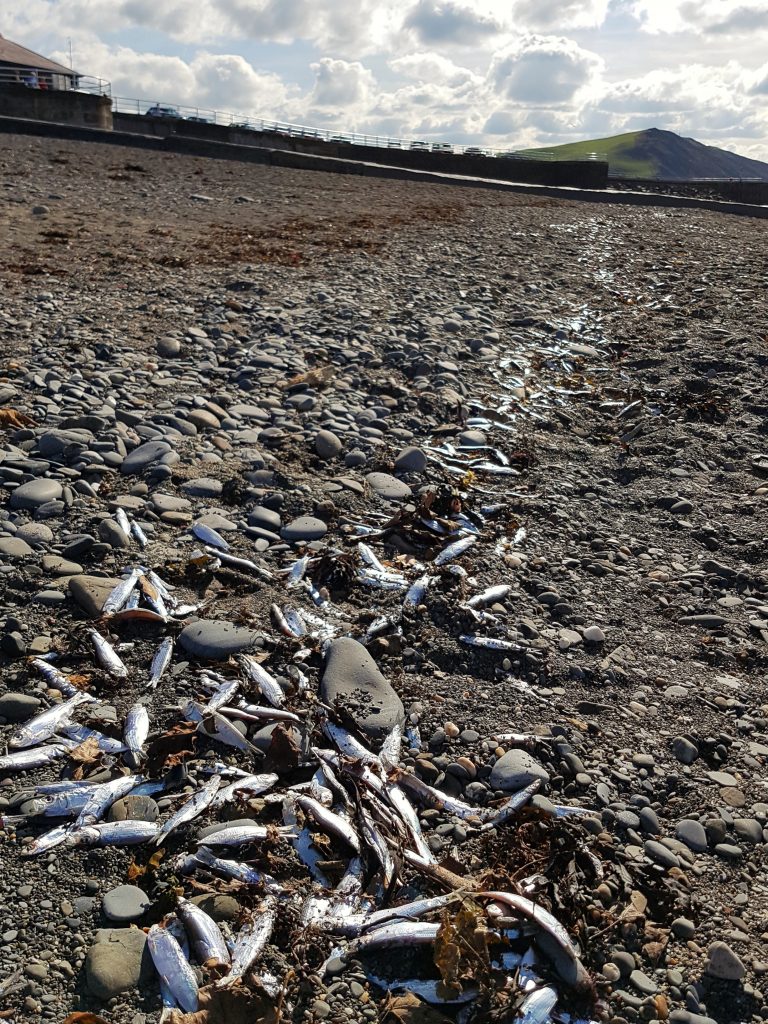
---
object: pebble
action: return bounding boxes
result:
[68,575,122,617]
[320,637,405,741]
[85,927,151,999]
[102,885,151,923]
[489,749,550,792]
[8,479,62,509]
[178,620,259,659]
[705,940,746,980]
[365,471,411,500]
[0,692,42,721]
[281,516,328,542]
[315,430,343,460]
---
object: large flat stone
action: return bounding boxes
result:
[85,926,153,1000]
[9,479,63,509]
[68,575,122,617]
[178,620,259,659]
[320,637,404,742]
[120,440,171,475]
[490,749,550,792]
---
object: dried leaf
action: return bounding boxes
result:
[62,1015,109,1024]
[264,722,300,773]
[382,994,451,1024]
[127,847,165,882]
[434,899,489,995]
[0,408,37,428]
[146,719,198,773]
[279,365,333,390]
[167,983,279,1024]
[68,736,101,765]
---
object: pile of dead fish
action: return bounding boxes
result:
[0,507,599,1023]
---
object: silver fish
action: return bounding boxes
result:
[282,798,331,887]
[392,769,482,823]
[185,701,260,754]
[283,607,307,637]
[202,675,240,712]
[384,782,434,863]
[364,615,399,643]
[212,772,279,808]
[365,892,459,931]
[238,655,285,708]
[403,575,430,610]
[309,768,334,807]
[176,897,230,966]
[192,523,230,551]
[115,508,132,536]
[357,542,387,573]
[130,521,148,548]
[295,795,360,853]
[219,703,300,725]
[365,973,477,1005]
[459,634,521,651]
[10,692,94,750]
[480,780,540,830]
[358,805,395,888]
[11,788,91,820]
[467,584,512,609]
[434,535,476,565]
[147,638,173,690]
[379,723,402,770]
[358,571,408,591]
[217,897,276,988]
[146,569,174,602]
[123,704,150,760]
[206,548,273,580]
[139,576,168,618]
[70,820,159,847]
[347,921,439,955]
[74,773,144,827]
[198,824,290,847]
[88,628,128,678]
[271,603,295,637]
[517,986,558,1023]
[148,922,199,1013]
[28,658,80,697]
[191,846,281,889]
[154,774,221,846]
[20,823,74,856]
[322,719,381,766]
[103,568,143,615]
[125,590,141,611]
[59,723,128,754]
[285,554,310,587]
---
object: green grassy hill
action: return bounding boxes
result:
[514,128,768,181]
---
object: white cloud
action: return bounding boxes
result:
[389,51,482,87]
[402,0,502,45]
[308,57,376,113]
[511,0,610,31]
[630,1,768,35]
[490,36,603,104]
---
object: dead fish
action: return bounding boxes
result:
[212,772,279,808]
[114,507,132,536]
[74,774,145,827]
[358,570,408,591]
[384,782,435,863]
[283,797,332,887]
[103,568,143,616]
[20,823,73,857]
[190,845,281,889]
[433,536,476,565]
[123,704,150,761]
[459,634,521,651]
[192,523,230,551]
[185,701,261,755]
[295,794,360,853]
[379,723,402,771]
[219,703,300,726]
[148,922,199,1014]
[59,723,127,755]
[271,603,296,637]
[467,584,512,609]
[321,719,381,767]
[517,985,558,1023]
[154,775,221,846]
[207,548,273,580]
[365,972,477,1005]
[130,521,148,548]
[138,575,168,617]
[216,897,276,989]
[358,805,395,889]
[10,692,94,750]
[284,607,307,637]
[357,542,387,573]
[176,897,230,966]
[403,575,430,610]
[480,780,540,830]
[198,824,291,847]
[28,657,81,697]
[238,654,285,708]
[147,637,174,690]
[347,921,440,955]
[0,744,71,772]
[70,820,159,847]
[392,768,482,823]
[202,675,241,712]
[363,614,400,644]
[285,554,310,587]
[88,628,128,678]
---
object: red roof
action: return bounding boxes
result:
[0,33,76,75]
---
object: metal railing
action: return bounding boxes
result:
[0,68,110,95]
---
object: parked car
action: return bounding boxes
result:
[186,116,211,124]
[431,142,453,154]
[386,141,402,149]
[464,146,485,156]
[409,141,429,151]
[145,105,180,118]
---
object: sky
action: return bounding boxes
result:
[4,1,768,159]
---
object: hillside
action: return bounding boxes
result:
[515,127,768,180]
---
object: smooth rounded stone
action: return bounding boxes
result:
[629,969,658,995]
[366,471,411,501]
[38,428,93,456]
[583,624,606,643]
[706,769,738,786]
[458,429,486,447]
[68,575,122,617]
[98,519,131,549]
[672,736,699,764]
[671,917,696,939]
[490,749,550,792]
[669,1013,718,1024]
[320,637,405,741]
[40,554,83,575]
[157,337,181,357]
[151,492,192,513]
[644,840,679,869]
[249,506,282,531]
[281,516,327,542]
[733,818,764,844]
[194,512,238,532]
[107,795,159,823]
[8,479,62,509]
[182,477,223,498]
[0,536,33,558]
[121,440,171,475]
[102,885,151,924]
[705,941,746,980]
[178,620,258,659]
[394,446,427,474]
[714,842,743,860]
[85,926,152,999]
[187,409,220,430]
[190,894,241,921]
[15,522,53,546]
[0,693,41,722]
[315,430,343,460]
[675,819,708,852]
